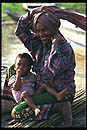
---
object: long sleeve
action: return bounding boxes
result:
[14,13,41,59]
[48,41,76,77]
[15,13,34,45]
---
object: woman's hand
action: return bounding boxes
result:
[29,6,55,18]
[27,6,56,26]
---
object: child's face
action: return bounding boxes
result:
[15,57,31,77]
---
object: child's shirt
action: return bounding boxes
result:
[8,72,36,103]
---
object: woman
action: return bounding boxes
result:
[11,6,86,127]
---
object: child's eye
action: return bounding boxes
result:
[23,63,29,67]
[18,63,21,66]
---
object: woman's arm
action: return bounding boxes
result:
[15,12,36,45]
[15,6,52,45]
[15,11,43,60]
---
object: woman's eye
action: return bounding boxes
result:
[24,64,29,67]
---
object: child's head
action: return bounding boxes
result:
[15,53,33,76]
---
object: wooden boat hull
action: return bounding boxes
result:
[2,99,15,114]
[5,8,20,21]
[1,66,86,127]
[2,88,86,128]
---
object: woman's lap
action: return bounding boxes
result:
[33,92,57,104]
[11,92,74,121]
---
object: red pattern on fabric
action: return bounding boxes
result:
[2,89,12,96]
[40,104,49,119]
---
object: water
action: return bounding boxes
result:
[1,24,86,91]
[2,24,29,68]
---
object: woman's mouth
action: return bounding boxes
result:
[40,37,48,43]
[40,37,51,45]
[40,37,47,41]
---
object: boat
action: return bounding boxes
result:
[4,8,20,21]
[7,89,87,128]
[1,66,86,128]
[1,66,15,114]
[59,20,86,46]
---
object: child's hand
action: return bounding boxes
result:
[34,108,40,117]
[16,69,23,77]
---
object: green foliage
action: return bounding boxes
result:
[1,3,26,21]
[55,3,86,14]
[1,3,86,21]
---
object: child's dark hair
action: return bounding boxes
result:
[15,53,34,67]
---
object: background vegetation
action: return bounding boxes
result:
[56,3,86,14]
[2,3,25,21]
[1,3,86,21]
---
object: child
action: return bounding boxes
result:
[8,53,40,116]
[8,53,68,117]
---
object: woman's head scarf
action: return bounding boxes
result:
[32,12,61,34]
[31,7,86,35]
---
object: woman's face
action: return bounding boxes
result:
[36,23,52,45]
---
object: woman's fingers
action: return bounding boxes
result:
[41,6,55,13]
[30,6,55,16]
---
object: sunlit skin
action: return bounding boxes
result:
[36,22,64,46]
[36,22,52,45]
[15,58,31,77]
[14,57,41,116]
